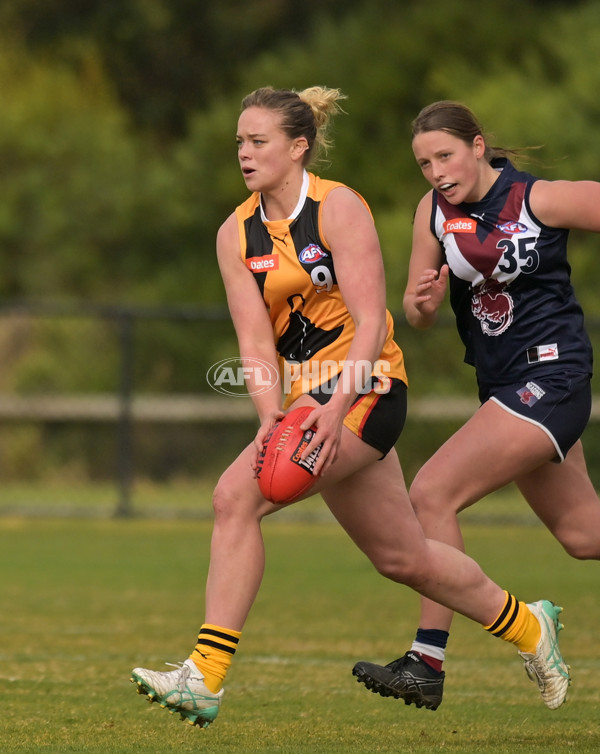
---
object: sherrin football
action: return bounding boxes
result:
[256,406,322,504]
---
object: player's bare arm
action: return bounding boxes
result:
[217,213,283,442]
[403,192,447,328]
[530,179,600,232]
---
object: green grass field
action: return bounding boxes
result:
[1,497,599,753]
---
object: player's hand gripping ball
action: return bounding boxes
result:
[256,406,322,504]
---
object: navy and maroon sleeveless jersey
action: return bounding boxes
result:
[430,158,593,387]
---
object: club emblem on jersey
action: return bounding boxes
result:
[298,244,328,264]
[471,280,514,336]
[277,293,344,363]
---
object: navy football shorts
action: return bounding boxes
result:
[480,371,592,462]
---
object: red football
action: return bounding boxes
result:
[256,406,322,504]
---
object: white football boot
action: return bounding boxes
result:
[131,659,224,727]
[518,600,571,709]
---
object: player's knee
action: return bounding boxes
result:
[560,530,600,560]
[212,473,257,520]
[212,478,237,519]
[409,472,448,519]
[370,550,427,586]
[212,473,268,523]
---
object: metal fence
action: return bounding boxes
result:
[0,301,255,517]
[1,301,599,517]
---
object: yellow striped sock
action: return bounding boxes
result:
[189,623,242,693]
[483,591,541,654]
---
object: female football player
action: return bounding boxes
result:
[130,89,570,728]
[353,100,600,710]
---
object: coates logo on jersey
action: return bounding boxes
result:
[443,218,476,235]
[298,244,328,264]
[246,255,279,273]
[517,381,546,407]
[497,220,528,234]
[471,279,514,336]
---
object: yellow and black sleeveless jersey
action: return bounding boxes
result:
[235,171,407,407]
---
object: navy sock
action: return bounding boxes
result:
[411,628,449,673]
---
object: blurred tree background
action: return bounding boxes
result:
[3,0,600,311]
[2,0,600,503]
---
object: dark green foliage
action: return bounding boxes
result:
[2,0,600,313]
[0,0,365,137]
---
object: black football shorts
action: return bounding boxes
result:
[310,376,407,456]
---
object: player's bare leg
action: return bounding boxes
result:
[409,400,558,632]
[346,404,570,710]
[131,444,277,727]
[321,443,506,622]
[516,440,600,559]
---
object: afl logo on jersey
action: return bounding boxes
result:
[299,244,328,264]
[497,220,528,234]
